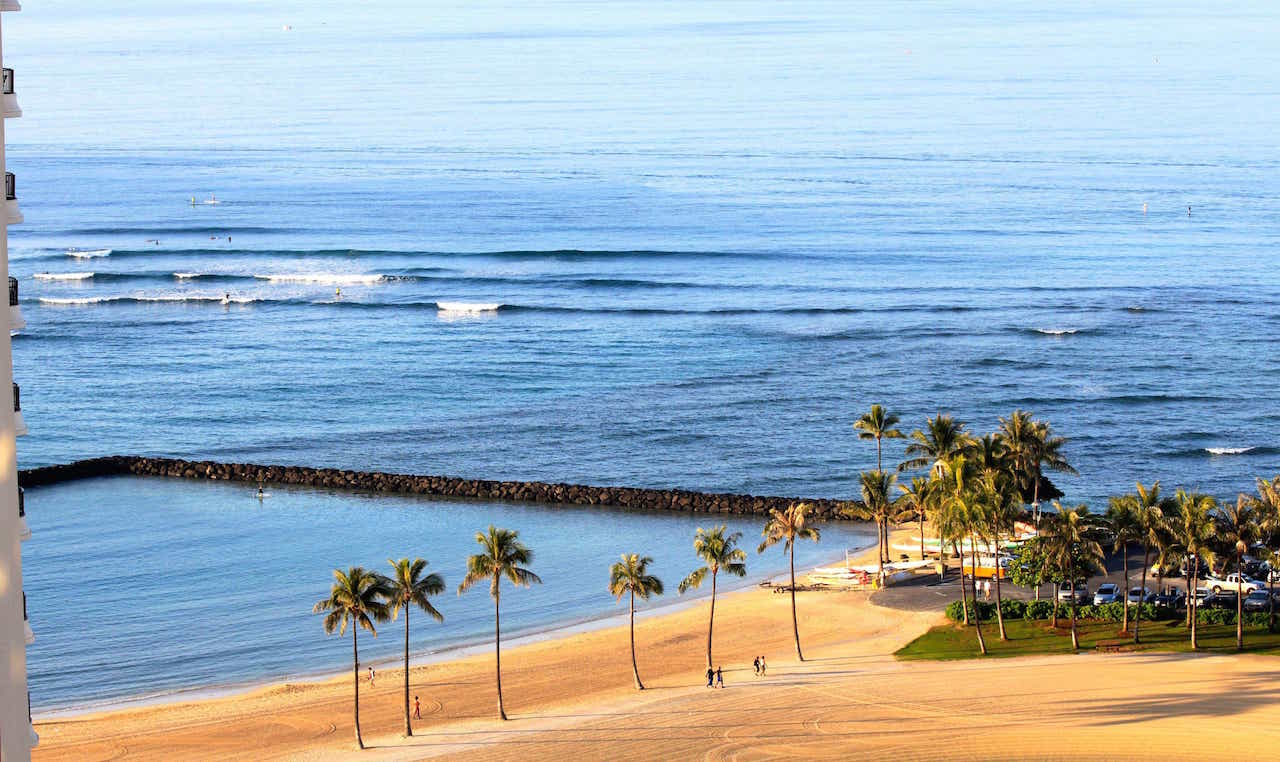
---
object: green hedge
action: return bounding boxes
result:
[946,598,1178,623]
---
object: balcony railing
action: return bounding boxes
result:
[13,381,20,412]
[10,276,17,306]
[18,485,23,517]
[2,68,12,95]
[6,171,14,200]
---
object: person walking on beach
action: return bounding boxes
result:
[368,666,375,687]
[706,666,714,687]
[759,656,766,676]
[413,696,421,719]
[753,656,760,677]
[715,666,724,688]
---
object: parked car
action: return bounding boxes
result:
[1093,583,1122,605]
[1200,591,1239,610]
[1057,581,1089,604]
[1127,586,1156,604]
[1203,573,1264,595]
[1243,590,1280,613]
[1153,590,1187,609]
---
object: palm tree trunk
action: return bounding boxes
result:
[1188,563,1198,648]
[1135,545,1149,643]
[495,585,507,720]
[353,627,363,749]
[706,571,717,668]
[1069,577,1079,650]
[1236,548,1245,651]
[629,591,643,690]
[877,521,886,584]
[993,541,1007,641]
[403,606,412,736]
[1121,545,1130,633]
[1270,574,1276,633]
[919,513,926,560]
[958,543,970,626]
[970,540,987,655]
[790,544,804,661]
[1184,571,1193,630]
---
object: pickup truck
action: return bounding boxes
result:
[1201,573,1264,596]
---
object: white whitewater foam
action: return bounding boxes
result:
[66,248,112,258]
[39,296,109,305]
[40,295,259,305]
[256,273,385,285]
[35,272,94,281]
[437,301,501,313]
[1206,446,1255,455]
[173,272,202,279]
[1035,328,1078,335]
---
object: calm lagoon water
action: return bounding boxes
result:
[5,0,1280,711]
[23,477,872,713]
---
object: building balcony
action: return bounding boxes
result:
[10,276,24,330]
[24,592,34,644]
[2,68,20,118]
[6,171,22,224]
[18,486,29,541]
[0,0,20,12]
[14,382,28,436]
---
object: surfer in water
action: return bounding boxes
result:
[257,484,265,500]
[335,287,341,298]
[222,292,232,305]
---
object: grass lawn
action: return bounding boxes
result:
[896,617,1280,660]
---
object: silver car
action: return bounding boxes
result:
[1093,583,1121,605]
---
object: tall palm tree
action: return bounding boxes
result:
[1040,503,1106,650]
[939,454,987,653]
[854,403,904,473]
[677,525,748,667]
[608,554,664,690]
[1130,481,1174,644]
[1170,490,1216,649]
[999,412,1077,522]
[1217,495,1260,650]
[1256,476,1280,631]
[381,558,444,736]
[457,526,542,721]
[1104,495,1141,633]
[313,567,390,749]
[977,469,1020,641]
[851,470,897,579]
[900,414,974,475]
[758,503,821,661]
[895,476,935,560]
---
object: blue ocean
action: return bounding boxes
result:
[7,1,1279,711]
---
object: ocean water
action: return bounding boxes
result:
[5,0,1280,711]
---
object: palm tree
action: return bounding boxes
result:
[999,412,1077,522]
[854,403,904,473]
[1217,495,1260,650]
[1040,503,1106,650]
[1255,476,1280,631]
[608,554,664,690]
[900,414,974,475]
[851,470,897,579]
[677,525,748,668]
[1130,481,1174,644]
[758,503,821,661]
[457,526,542,720]
[313,567,391,749]
[895,477,935,560]
[939,454,987,653]
[1170,490,1216,649]
[381,558,444,736]
[977,469,1020,641]
[1104,496,1141,633]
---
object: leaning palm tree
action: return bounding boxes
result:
[1130,481,1175,644]
[852,470,897,579]
[1040,503,1106,650]
[608,553,664,690]
[758,503,821,661]
[677,526,747,667]
[1217,495,1260,650]
[895,477,935,560]
[854,403,904,473]
[1104,495,1141,633]
[1170,490,1216,649]
[313,567,391,749]
[381,558,444,736]
[457,526,542,720]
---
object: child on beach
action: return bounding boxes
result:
[715,666,724,688]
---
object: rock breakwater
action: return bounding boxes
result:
[18,456,853,519]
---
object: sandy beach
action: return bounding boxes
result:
[31,532,1280,761]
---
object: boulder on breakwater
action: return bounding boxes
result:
[17,455,852,520]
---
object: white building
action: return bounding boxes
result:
[0,1,33,759]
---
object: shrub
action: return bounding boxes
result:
[945,599,997,622]
[1024,600,1055,620]
[999,598,1026,619]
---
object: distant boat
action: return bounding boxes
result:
[190,194,220,206]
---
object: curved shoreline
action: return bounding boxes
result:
[19,455,852,519]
